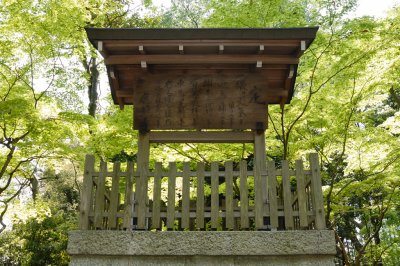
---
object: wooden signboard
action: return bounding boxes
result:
[132,69,272,131]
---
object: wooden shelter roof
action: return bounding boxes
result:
[86,27,317,130]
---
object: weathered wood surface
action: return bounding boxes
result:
[211,162,219,229]
[281,160,294,230]
[196,162,205,229]
[79,155,95,230]
[225,161,234,230]
[295,160,308,229]
[105,54,298,66]
[268,161,278,230]
[132,70,271,130]
[181,162,191,229]
[309,154,326,230]
[87,28,317,111]
[151,162,162,229]
[94,161,107,229]
[82,154,325,231]
[239,160,249,229]
[122,161,134,230]
[108,162,121,229]
[254,132,266,230]
[101,39,302,51]
[136,162,148,229]
[148,131,255,143]
[167,162,177,230]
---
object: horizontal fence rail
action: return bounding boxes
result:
[79,154,325,231]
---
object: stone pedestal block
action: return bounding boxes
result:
[68,230,336,266]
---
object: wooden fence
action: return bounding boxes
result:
[79,154,325,231]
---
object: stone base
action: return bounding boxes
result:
[68,230,336,266]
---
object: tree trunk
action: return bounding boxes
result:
[88,57,99,117]
[31,177,38,201]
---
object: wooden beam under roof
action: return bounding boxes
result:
[105,54,299,65]
[103,39,302,49]
[115,64,290,70]
[115,87,289,98]
[149,131,255,143]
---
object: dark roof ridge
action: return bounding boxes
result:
[85,27,319,41]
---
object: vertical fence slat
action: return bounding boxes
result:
[181,162,190,229]
[281,160,294,230]
[82,155,322,232]
[108,162,121,229]
[211,162,219,229]
[151,162,162,229]
[167,162,177,230]
[196,162,205,229]
[79,155,95,230]
[306,186,311,220]
[94,161,107,229]
[309,154,326,230]
[239,160,249,229]
[225,161,234,230]
[267,161,278,230]
[137,162,148,229]
[123,161,134,230]
[254,159,264,230]
[296,160,308,228]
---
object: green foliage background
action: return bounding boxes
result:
[0,0,399,265]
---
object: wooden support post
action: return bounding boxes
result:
[254,130,266,230]
[309,153,326,230]
[136,162,148,230]
[254,162,263,229]
[137,132,150,166]
[79,155,95,230]
[136,132,149,230]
